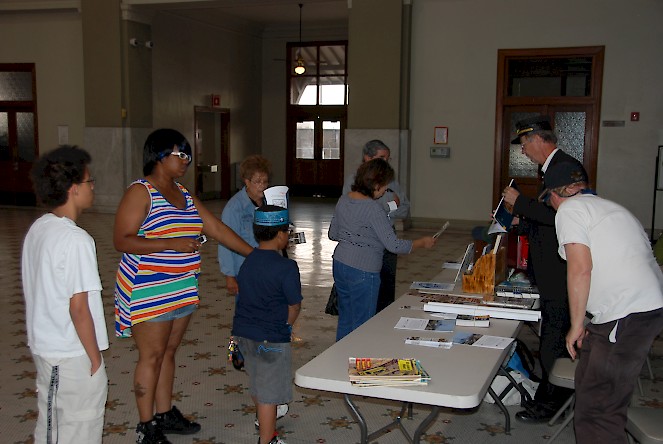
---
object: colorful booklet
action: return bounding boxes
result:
[348,357,431,386]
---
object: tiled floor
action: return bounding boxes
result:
[1,198,661,443]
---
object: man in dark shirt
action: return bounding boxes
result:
[503,115,587,422]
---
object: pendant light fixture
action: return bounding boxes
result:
[294,3,306,75]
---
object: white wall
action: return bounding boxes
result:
[409,0,663,228]
[0,11,85,151]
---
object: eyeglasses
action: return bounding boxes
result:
[170,151,192,163]
[250,179,269,187]
[82,177,95,185]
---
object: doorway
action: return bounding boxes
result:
[286,41,348,197]
[493,47,604,204]
[194,106,230,200]
[0,63,38,206]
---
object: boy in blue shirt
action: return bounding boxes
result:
[232,204,302,444]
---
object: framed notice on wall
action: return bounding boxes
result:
[658,146,663,190]
[434,126,448,144]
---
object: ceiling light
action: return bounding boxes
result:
[294,3,305,75]
[295,56,306,75]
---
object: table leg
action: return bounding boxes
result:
[487,386,510,433]
[343,395,440,444]
[344,394,368,444]
[413,406,441,444]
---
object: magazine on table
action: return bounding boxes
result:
[410,281,455,293]
[424,295,541,322]
[394,316,455,332]
[404,336,453,349]
[451,333,513,349]
[455,314,490,327]
[348,357,431,386]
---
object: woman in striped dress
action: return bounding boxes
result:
[113,129,253,444]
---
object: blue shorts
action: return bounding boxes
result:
[146,304,197,323]
[235,337,292,405]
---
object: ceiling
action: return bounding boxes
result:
[123,0,349,30]
[0,0,349,31]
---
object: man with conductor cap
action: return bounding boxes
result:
[503,115,587,422]
[542,161,663,442]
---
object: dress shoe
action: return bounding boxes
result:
[515,403,559,423]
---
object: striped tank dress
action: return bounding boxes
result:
[114,179,203,338]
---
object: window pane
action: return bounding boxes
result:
[319,45,345,76]
[0,112,9,161]
[0,71,33,101]
[508,57,592,97]
[296,121,314,159]
[322,120,340,160]
[508,111,539,178]
[555,112,585,163]
[291,77,318,105]
[319,77,346,105]
[17,112,36,162]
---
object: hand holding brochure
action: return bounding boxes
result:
[488,179,516,234]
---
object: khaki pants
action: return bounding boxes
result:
[33,353,108,444]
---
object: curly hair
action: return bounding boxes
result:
[143,128,192,176]
[30,145,91,208]
[240,155,271,180]
[351,158,394,197]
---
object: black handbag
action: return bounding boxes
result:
[325,284,339,316]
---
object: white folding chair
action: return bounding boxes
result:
[626,407,663,444]
[547,357,577,443]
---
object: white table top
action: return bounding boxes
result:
[295,271,521,409]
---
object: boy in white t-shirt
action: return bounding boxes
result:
[22,145,109,443]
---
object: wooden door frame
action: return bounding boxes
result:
[193,106,230,199]
[0,63,39,205]
[493,46,604,207]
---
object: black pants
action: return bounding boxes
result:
[376,250,397,313]
[575,308,663,444]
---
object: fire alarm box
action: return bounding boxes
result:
[211,94,221,107]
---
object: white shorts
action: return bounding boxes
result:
[33,353,108,444]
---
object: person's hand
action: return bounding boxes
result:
[420,236,436,249]
[565,324,586,360]
[226,276,239,295]
[90,353,102,376]
[503,186,520,206]
[169,237,202,253]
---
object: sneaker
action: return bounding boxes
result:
[136,419,172,444]
[257,433,288,444]
[154,405,201,435]
[254,403,289,428]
